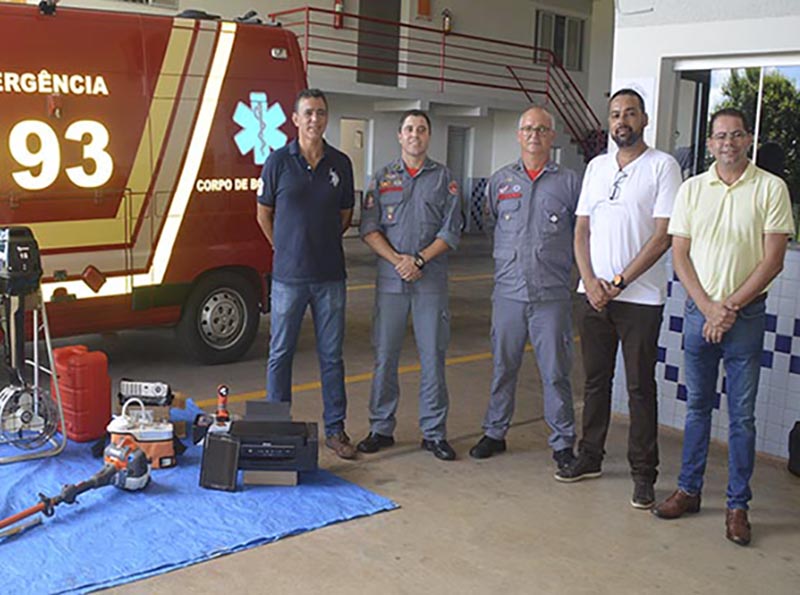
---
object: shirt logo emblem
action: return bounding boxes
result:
[329,168,340,188]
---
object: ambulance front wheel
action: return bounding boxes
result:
[177,271,260,364]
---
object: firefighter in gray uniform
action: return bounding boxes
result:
[357,109,462,461]
[469,106,580,472]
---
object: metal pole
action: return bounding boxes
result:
[439,31,446,93]
[752,67,765,164]
[304,6,311,71]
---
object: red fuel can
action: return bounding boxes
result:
[50,345,111,442]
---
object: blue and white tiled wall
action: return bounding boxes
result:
[465,177,488,233]
[612,249,800,459]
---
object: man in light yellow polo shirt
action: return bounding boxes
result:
[653,108,794,547]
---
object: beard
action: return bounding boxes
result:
[612,126,642,148]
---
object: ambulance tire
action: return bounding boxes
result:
[177,271,260,365]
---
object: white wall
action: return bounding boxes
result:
[325,92,500,185]
[491,110,521,173]
[585,0,614,122]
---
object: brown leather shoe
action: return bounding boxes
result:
[725,509,751,546]
[652,489,701,519]
[325,432,357,460]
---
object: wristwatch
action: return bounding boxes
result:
[611,274,626,290]
[413,252,426,269]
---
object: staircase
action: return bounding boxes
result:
[269,6,606,161]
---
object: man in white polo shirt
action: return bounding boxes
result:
[555,89,682,511]
[652,108,794,546]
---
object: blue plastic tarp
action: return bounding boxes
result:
[0,439,397,594]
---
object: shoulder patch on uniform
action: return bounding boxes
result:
[448,180,459,195]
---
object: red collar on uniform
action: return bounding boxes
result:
[525,167,543,181]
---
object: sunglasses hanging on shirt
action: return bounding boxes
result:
[609,170,628,201]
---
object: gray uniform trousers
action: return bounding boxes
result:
[369,291,450,440]
[482,295,576,451]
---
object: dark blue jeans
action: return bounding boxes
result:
[266,280,347,436]
[678,297,766,510]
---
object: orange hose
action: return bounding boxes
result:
[0,502,45,531]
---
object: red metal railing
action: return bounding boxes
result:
[268,6,606,160]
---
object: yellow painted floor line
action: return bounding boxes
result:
[195,324,581,408]
[195,344,531,408]
[449,273,494,282]
[196,333,581,409]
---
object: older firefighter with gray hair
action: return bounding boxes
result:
[470,106,581,472]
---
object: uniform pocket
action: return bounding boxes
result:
[497,198,522,231]
[423,191,447,220]
[492,247,516,260]
[379,192,403,226]
[540,203,571,237]
[492,247,517,284]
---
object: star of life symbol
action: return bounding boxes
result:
[233,92,287,165]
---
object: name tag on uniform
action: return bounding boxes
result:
[498,193,522,200]
[379,186,403,194]
[379,175,402,195]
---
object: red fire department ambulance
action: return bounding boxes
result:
[0,4,305,363]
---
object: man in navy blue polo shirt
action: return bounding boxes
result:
[256,88,357,459]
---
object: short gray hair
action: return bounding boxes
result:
[518,106,555,130]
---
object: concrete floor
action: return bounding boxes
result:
[73,236,799,594]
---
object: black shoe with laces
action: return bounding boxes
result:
[469,435,506,459]
[356,432,395,454]
[554,454,602,482]
[552,448,576,473]
[631,482,655,509]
